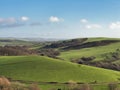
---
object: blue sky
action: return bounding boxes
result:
[0,0,120,38]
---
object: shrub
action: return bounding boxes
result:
[80,84,93,90]
[11,81,26,90]
[71,56,95,64]
[67,80,78,90]
[38,48,60,58]
[29,83,41,90]
[0,76,11,90]
[0,46,36,56]
[103,49,120,62]
[108,83,118,90]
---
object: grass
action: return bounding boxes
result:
[86,37,120,42]
[1,37,120,90]
[59,42,120,61]
[0,56,120,83]
[39,83,110,90]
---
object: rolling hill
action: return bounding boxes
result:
[41,37,120,71]
[0,39,33,46]
[0,56,120,83]
[59,42,120,61]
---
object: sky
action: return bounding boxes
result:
[0,0,120,39]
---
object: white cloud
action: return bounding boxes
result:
[80,19,88,23]
[20,16,29,21]
[49,16,64,23]
[85,24,102,29]
[80,18,102,29]
[109,21,120,29]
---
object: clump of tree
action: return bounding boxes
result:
[71,56,95,64]
[0,46,36,56]
[37,49,60,58]
[71,49,120,71]
[43,38,88,49]
[90,61,120,71]
[91,49,120,71]
[63,40,120,50]
[0,45,60,58]
[102,49,120,62]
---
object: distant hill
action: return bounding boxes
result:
[18,38,60,42]
[0,37,60,42]
[0,38,34,46]
[57,38,120,71]
[0,37,61,46]
[43,37,120,50]
[40,37,120,71]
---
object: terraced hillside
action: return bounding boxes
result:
[0,56,120,83]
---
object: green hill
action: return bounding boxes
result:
[86,37,120,42]
[59,42,120,61]
[57,38,120,71]
[58,38,120,61]
[0,56,120,83]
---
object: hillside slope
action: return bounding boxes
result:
[0,56,120,83]
[58,38,120,71]
[59,42,120,61]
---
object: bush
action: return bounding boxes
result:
[29,83,41,90]
[38,49,60,58]
[67,80,78,90]
[0,76,11,90]
[108,83,118,90]
[0,76,42,90]
[103,49,120,62]
[0,46,36,56]
[71,56,95,64]
[66,82,93,90]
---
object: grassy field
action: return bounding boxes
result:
[0,56,120,83]
[0,38,120,90]
[86,37,120,42]
[59,41,120,62]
